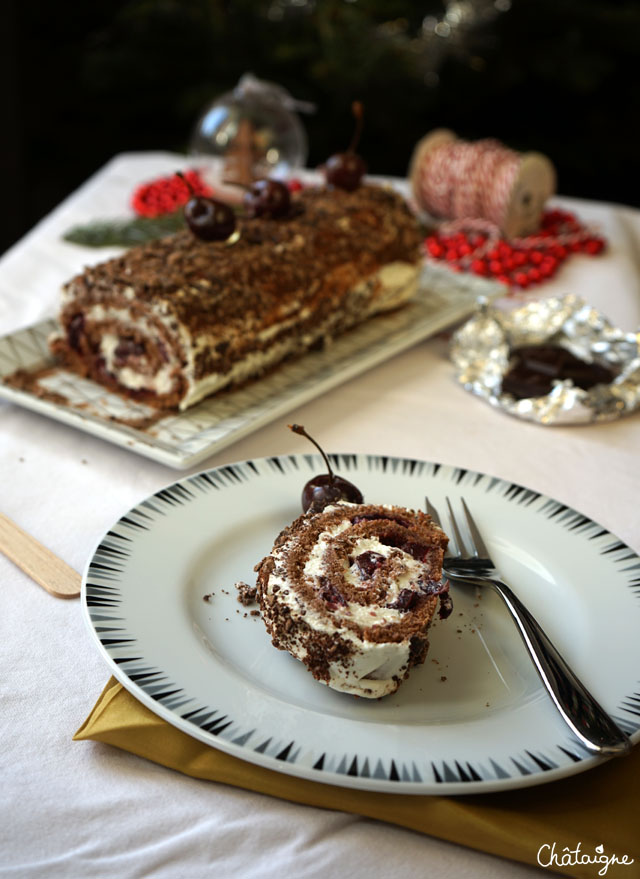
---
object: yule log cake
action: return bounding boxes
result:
[50,185,423,411]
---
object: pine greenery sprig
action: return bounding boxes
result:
[63,210,186,247]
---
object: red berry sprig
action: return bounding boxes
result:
[131,170,213,218]
[424,209,605,291]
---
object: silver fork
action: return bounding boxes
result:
[426,495,631,757]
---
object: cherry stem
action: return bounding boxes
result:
[178,172,244,215]
[175,170,196,197]
[348,101,364,154]
[288,424,335,483]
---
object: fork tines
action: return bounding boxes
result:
[426,495,490,561]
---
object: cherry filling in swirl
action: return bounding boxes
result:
[308,507,450,618]
[387,588,420,611]
[319,577,348,610]
[353,551,386,578]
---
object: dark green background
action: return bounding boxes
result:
[1,0,638,255]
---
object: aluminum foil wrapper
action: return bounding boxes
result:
[450,295,640,425]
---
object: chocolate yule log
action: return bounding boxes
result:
[255,501,451,699]
[50,184,423,410]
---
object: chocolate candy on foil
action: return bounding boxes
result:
[450,295,640,425]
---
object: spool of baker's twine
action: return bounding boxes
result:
[409,129,557,240]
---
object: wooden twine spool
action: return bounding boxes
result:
[409,129,556,239]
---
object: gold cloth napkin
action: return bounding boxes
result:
[75,678,640,879]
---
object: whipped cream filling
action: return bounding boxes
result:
[178,260,419,409]
[178,334,310,409]
[325,643,411,698]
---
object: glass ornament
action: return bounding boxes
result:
[189,73,313,189]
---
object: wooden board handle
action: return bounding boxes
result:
[0,513,81,599]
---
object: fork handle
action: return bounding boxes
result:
[462,573,631,756]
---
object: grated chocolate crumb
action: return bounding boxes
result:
[235,580,257,606]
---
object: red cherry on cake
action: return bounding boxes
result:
[177,171,236,242]
[325,101,367,192]
[243,179,292,219]
[184,196,236,241]
[305,478,347,511]
[288,424,364,512]
[325,153,366,192]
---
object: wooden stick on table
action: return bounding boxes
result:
[0,513,81,598]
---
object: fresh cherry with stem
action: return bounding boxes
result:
[289,424,364,512]
[324,101,367,192]
[176,171,237,242]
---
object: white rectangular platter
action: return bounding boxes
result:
[0,264,496,469]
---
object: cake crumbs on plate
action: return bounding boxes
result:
[235,580,257,606]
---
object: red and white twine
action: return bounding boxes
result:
[416,138,523,230]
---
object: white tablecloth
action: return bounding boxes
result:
[2,153,639,878]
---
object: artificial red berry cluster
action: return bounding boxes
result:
[131,170,213,218]
[425,209,605,290]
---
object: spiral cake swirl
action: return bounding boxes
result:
[256,502,451,698]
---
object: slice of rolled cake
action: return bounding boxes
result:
[255,501,451,698]
[50,184,423,410]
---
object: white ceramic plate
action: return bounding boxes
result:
[0,266,499,470]
[82,454,640,794]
